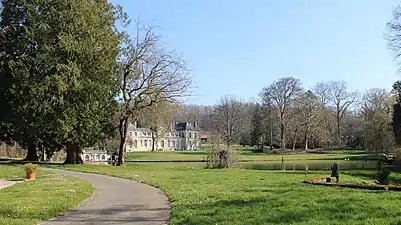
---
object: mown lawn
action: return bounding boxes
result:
[125,148,368,161]
[0,165,94,225]
[49,162,401,225]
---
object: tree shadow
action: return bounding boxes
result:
[176,151,207,156]
[45,204,170,223]
[344,170,401,185]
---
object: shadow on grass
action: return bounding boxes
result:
[344,170,401,185]
[30,204,169,223]
[176,151,207,156]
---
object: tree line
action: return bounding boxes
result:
[0,0,190,165]
[177,79,396,152]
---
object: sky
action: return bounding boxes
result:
[110,0,401,106]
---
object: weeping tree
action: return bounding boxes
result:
[116,22,191,165]
[206,96,244,168]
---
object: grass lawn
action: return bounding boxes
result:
[125,148,368,161]
[0,165,94,225]
[48,162,401,225]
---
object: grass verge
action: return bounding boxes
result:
[0,165,94,225]
[47,162,401,225]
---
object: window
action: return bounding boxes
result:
[176,140,179,148]
[134,140,137,148]
[140,140,143,147]
[189,132,192,138]
[168,140,170,148]
[194,133,197,138]
[130,132,132,136]
[144,140,148,147]
[135,132,137,136]
[161,140,165,148]
[101,155,106,160]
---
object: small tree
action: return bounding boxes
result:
[205,135,238,169]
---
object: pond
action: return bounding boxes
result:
[240,159,378,171]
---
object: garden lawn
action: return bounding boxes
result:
[124,149,368,161]
[50,162,401,225]
[0,165,93,225]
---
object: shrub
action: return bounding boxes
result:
[24,163,40,173]
[205,136,237,169]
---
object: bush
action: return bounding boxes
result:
[24,163,40,173]
[205,137,237,169]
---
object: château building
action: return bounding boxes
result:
[125,121,201,151]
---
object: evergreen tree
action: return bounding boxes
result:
[392,81,401,146]
[0,0,122,163]
[250,103,264,147]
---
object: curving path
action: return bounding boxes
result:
[40,169,171,225]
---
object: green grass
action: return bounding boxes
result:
[47,162,401,225]
[125,148,368,161]
[0,165,94,225]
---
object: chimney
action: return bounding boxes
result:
[134,121,137,129]
[171,121,175,131]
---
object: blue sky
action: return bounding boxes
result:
[110,0,401,105]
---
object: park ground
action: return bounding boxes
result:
[42,148,401,225]
[0,165,93,225]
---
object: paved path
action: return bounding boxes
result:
[40,169,171,225]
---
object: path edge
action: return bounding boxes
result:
[39,168,97,224]
[42,167,173,224]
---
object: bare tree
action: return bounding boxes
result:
[260,77,302,150]
[313,81,331,107]
[210,96,244,147]
[327,81,357,147]
[387,5,401,67]
[117,22,191,165]
[359,88,395,151]
[294,90,321,150]
[312,82,335,147]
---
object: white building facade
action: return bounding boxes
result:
[125,121,201,152]
[81,148,109,163]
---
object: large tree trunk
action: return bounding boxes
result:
[292,127,298,151]
[336,110,341,146]
[45,148,54,161]
[117,118,129,166]
[304,127,310,150]
[151,127,157,151]
[64,143,83,164]
[38,143,45,161]
[24,141,38,161]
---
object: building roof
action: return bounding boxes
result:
[127,121,200,132]
[174,121,199,131]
